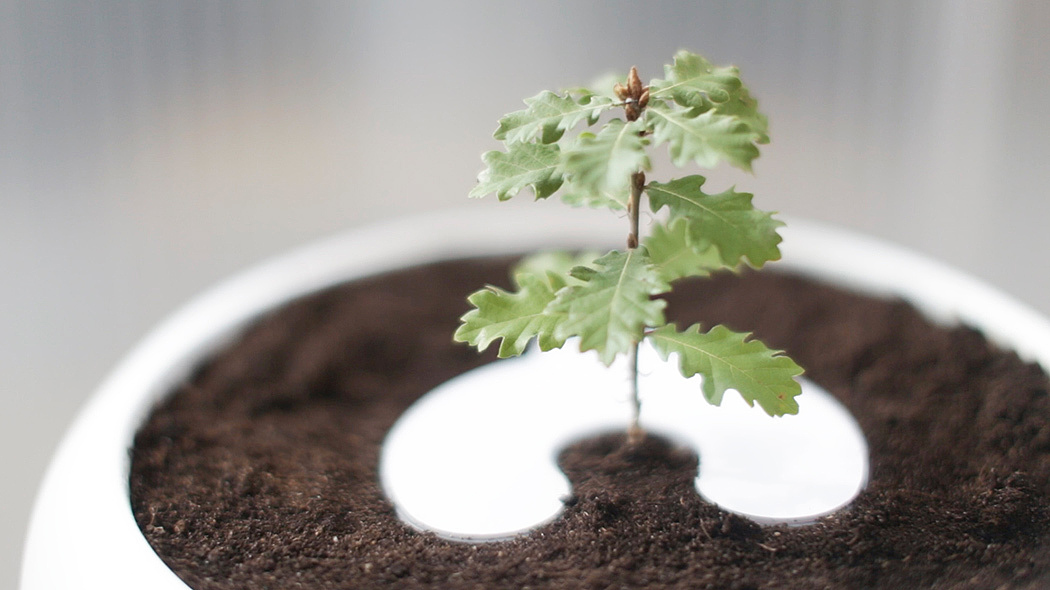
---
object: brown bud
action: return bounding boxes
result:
[632,171,646,191]
[628,66,642,97]
[639,88,650,108]
[614,83,629,100]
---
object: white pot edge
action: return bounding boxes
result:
[20,208,1050,589]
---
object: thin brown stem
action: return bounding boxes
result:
[626,171,645,444]
[627,171,644,250]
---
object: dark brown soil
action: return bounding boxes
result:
[130,257,1050,589]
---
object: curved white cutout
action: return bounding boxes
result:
[381,341,869,541]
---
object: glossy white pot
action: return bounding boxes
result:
[20,208,1050,589]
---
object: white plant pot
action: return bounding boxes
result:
[20,208,1050,589]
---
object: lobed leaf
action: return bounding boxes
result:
[649,50,742,107]
[455,274,566,358]
[646,102,760,171]
[512,250,601,292]
[564,73,623,101]
[495,90,615,145]
[455,252,606,357]
[649,50,768,145]
[560,118,650,199]
[648,323,803,416]
[644,217,725,282]
[646,176,783,268]
[470,141,563,201]
[710,83,769,145]
[550,249,670,365]
[558,180,629,211]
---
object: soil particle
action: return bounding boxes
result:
[131,259,1050,589]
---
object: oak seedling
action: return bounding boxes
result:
[455,51,803,442]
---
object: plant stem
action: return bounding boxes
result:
[627,171,644,250]
[623,65,649,445]
[626,169,646,445]
[627,337,644,444]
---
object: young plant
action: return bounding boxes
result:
[455,50,803,442]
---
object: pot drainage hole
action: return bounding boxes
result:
[380,342,868,542]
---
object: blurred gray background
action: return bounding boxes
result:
[4,1,1050,584]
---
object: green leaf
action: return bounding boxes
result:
[646,102,760,171]
[455,271,566,359]
[455,251,607,357]
[565,73,623,101]
[646,176,783,268]
[560,118,650,198]
[470,141,563,201]
[495,90,614,145]
[512,250,600,291]
[712,84,769,145]
[649,50,742,107]
[558,179,628,210]
[550,249,670,365]
[644,218,724,282]
[649,50,768,145]
[648,324,803,416]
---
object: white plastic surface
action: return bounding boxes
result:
[21,210,1050,588]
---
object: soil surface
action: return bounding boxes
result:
[130,257,1050,589]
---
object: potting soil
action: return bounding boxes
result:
[131,258,1050,589]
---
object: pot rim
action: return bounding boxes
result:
[20,207,1050,589]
